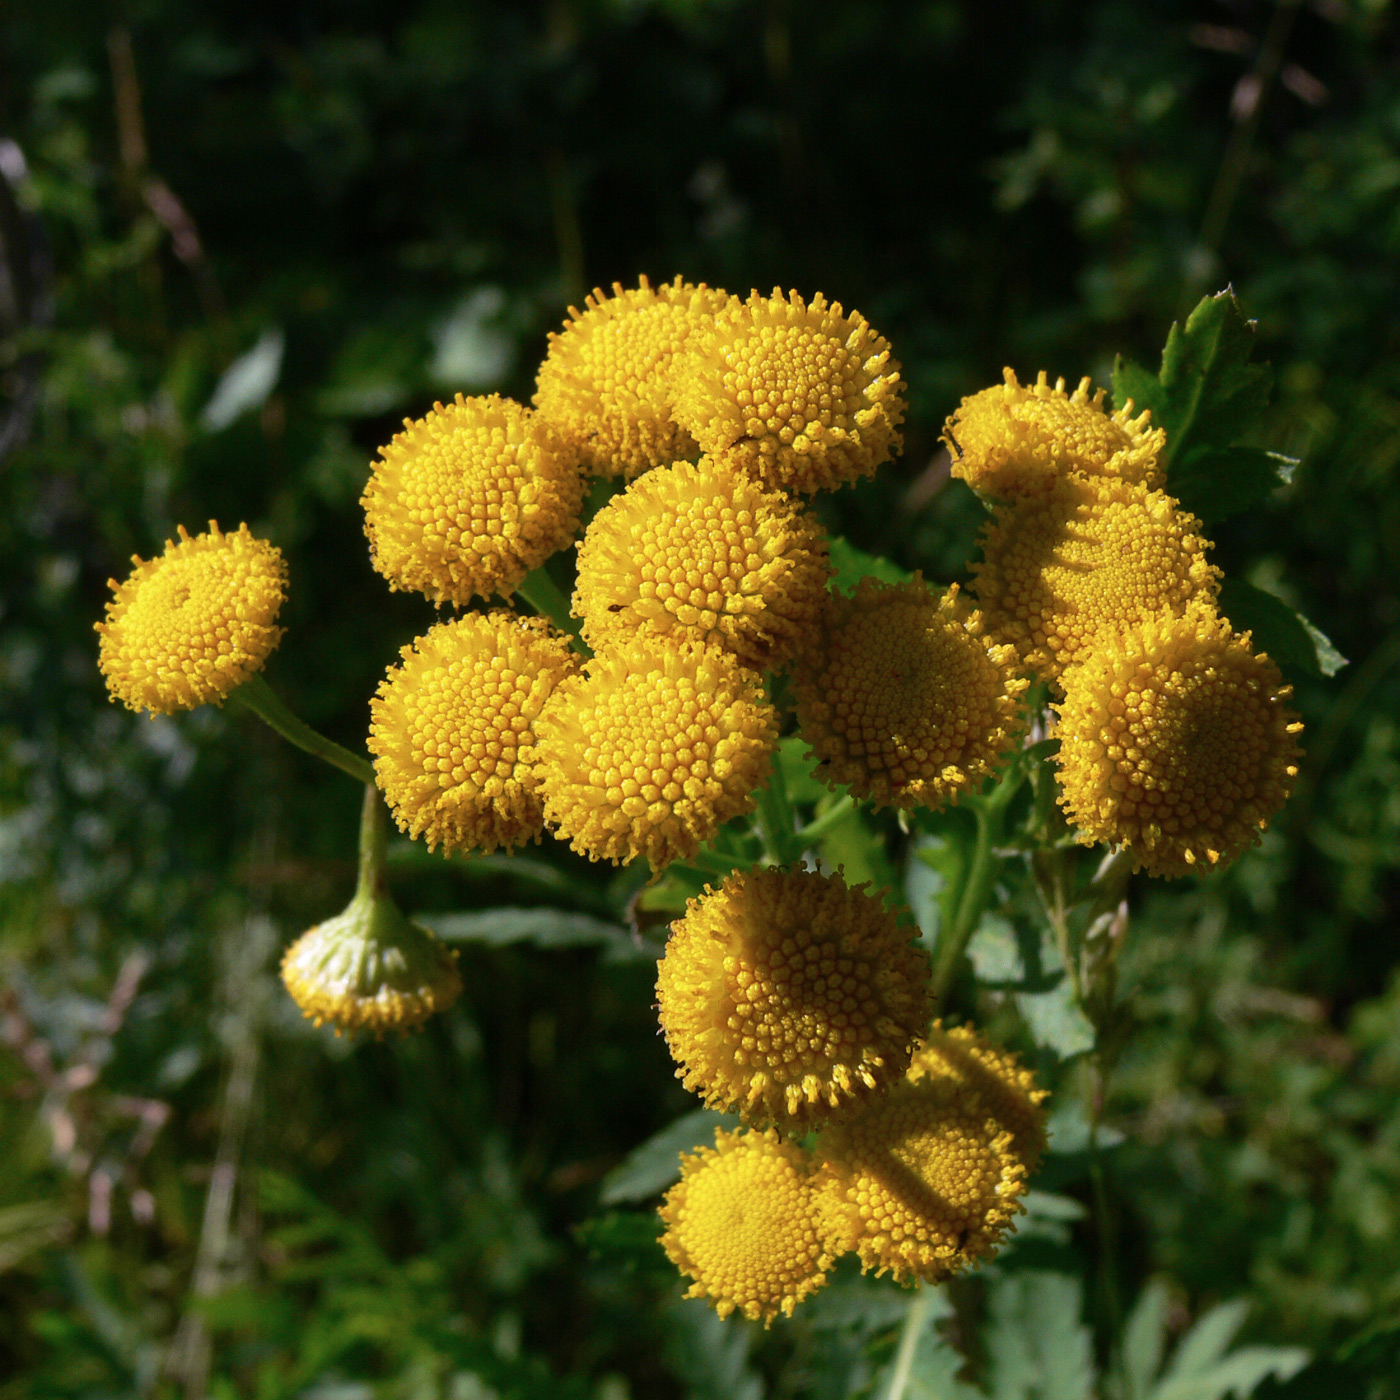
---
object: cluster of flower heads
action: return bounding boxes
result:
[655,866,1047,1322]
[946,369,1304,876]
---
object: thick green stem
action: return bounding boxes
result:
[517,567,588,650]
[886,1285,932,1400]
[231,673,375,786]
[356,783,389,902]
[930,801,997,1007]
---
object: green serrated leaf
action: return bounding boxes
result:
[1218,579,1348,679]
[1124,1279,1173,1400]
[984,1271,1096,1400]
[599,1109,740,1206]
[421,908,646,962]
[1017,975,1096,1059]
[828,535,913,592]
[1151,1347,1309,1400]
[1114,293,1286,524]
[1170,447,1298,526]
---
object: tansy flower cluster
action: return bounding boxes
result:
[947,367,1303,877]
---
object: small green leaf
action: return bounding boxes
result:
[599,1109,739,1206]
[421,907,644,961]
[828,535,913,592]
[1123,1279,1172,1400]
[984,1271,1095,1400]
[1218,579,1348,678]
[1113,293,1286,524]
[1017,977,1096,1059]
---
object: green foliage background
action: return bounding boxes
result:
[1,1,1397,1396]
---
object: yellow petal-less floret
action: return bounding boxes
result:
[656,867,934,1127]
[792,578,1029,809]
[533,275,732,479]
[971,475,1221,684]
[96,521,286,715]
[533,637,777,870]
[572,456,831,671]
[362,394,583,605]
[909,1022,1049,1169]
[814,1043,1035,1283]
[1054,613,1304,879]
[280,896,461,1038]
[943,368,1165,499]
[673,288,906,494]
[368,612,578,856]
[660,1127,834,1325]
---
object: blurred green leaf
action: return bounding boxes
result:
[1219,578,1348,679]
[599,1109,739,1206]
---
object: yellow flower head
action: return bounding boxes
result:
[660,1127,834,1324]
[369,612,578,856]
[656,867,934,1126]
[572,456,831,671]
[673,288,905,494]
[910,1022,1049,1169]
[362,394,583,605]
[943,368,1165,499]
[533,276,732,479]
[96,521,286,715]
[814,1041,1034,1284]
[972,474,1221,684]
[280,892,461,1038]
[1054,613,1304,878]
[792,578,1029,809]
[533,637,777,870]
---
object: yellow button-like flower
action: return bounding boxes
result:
[943,368,1165,499]
[674,288,905,494]
[369,612,578,856]
[1054,613,1304,878]
[362,394,583,605]
[281,893,461,1038]
[656,867,934,1126]
[792,578,1029,809]
[533,637,777,870]
[572,456,830,671]
[814,1040,1035,1283]
[909,1022,1049,1169]
[972,475,1221,684]
[660,1127,834,1325]
[533,275,732,478]
[96,521,286,715]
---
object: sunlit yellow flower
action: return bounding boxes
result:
[674,288,905,494]
[943,368,1165,499]
[533,637,777,869]
[910,1022,1049,1169]
[660,1127,834,1324]
[95,521,286,715]
[533,275,732,478]
[362,394,583,605]
[971,475,1220,683]
[1054,613,1304,878]
[656,867,933,1126]
[573,456,830,671]
[281,892,461,1038]
[369,612,578,856]
[792,578,1028,809]
[814,1041,1033,1283]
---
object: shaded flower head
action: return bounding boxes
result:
[910,1022,1049,1169]
[96,521,286,715]
[656,867,934,1126]
[369,612,578,856]
[572,456,830,671]
[792,577,1028,809]
[943,368,1164,499]
[1054,613,1304,878]
[660,1127,834,1324]
[971,475,1221,684]
[281,889,461,1038]
[533,637,777,870]
[533,275,732,478]
[362,394,583,605]
[814,1035,1035,1283]
[674,288,905,494]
